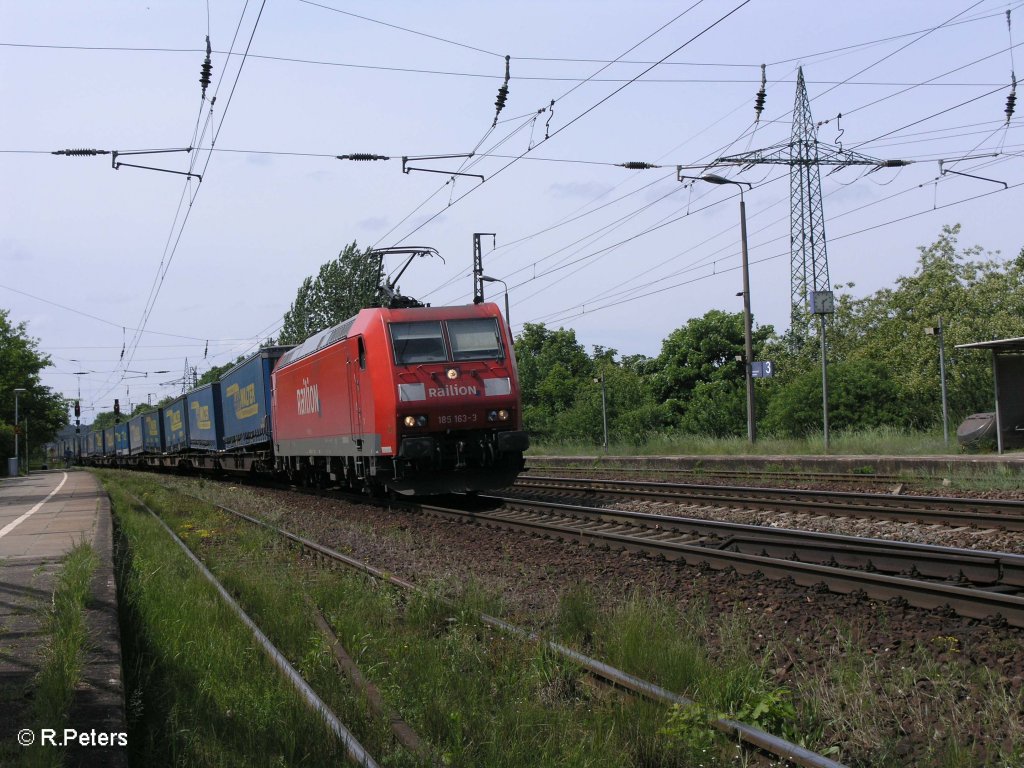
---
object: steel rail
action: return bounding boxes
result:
[526,463,911,485]
[174,489,849,768]
[126,492,379,768]
[513,476,1024,531]
[488,496,1024,589]
[419,501,1024,628]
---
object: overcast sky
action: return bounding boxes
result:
[3,0,1022,423]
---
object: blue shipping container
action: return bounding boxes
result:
[115,423,130,456]
[143,410,164,453]
[186,383,224,451]
[163,396,190,453]
[85,430,99,457]
[128,415,145,456]
[220,346,293,450]
[103,427,116,457]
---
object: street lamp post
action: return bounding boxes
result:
[13,387,27,476]
[480,275,510,328]
[680,172,756,443]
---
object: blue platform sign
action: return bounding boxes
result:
[752,361,775,379]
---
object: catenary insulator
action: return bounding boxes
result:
[754,63,767,122]
[492,55,511,127]
[618,161,658,170]
[337,153,391,161]
[200,36,213,98]
[1007,75,1017,124]
[52,148,109,156]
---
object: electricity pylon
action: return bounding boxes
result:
[710,67,907,337]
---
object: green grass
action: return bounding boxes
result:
[98,469,1024,767]
[530,426,962,457]
[99,471,754,767]
[793,624,1024,767]
[104,475,374,767]
[16,541,99,768]
[555,587,830,763]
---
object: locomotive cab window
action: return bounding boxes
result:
[447,318,503,361]
[390,321,447,364]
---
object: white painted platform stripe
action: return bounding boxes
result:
[0,472,69,539]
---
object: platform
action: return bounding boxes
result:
[0,470,126,766]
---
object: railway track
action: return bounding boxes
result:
[525,462,914,486]
[415,494,1024,629]
[168,486,847,768]
[512,475,1024,531]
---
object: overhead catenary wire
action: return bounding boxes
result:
[94,0,268,411]
[5,3,1021,77]
[528,177,1023,329]
[483,7,1019,331]
[10,2,1024,407]
[524,152,1022,330]
[381,0,754,255]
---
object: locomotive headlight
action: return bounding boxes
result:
[404,416,416,427]
[404,415,428,428]
[446,367,458,380]
[487,409,510,422]
[498,409,510,421]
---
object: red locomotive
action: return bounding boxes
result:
[271,301,528,494]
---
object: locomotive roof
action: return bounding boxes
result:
[277,315,359,368]
[276,303,502,369]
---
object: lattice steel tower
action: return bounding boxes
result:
[789,68,829,331]
[711,67,907,336]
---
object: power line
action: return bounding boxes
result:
[527,177,1023,328]
[94,0,268,409]
[0,282,241,341]
[383,0,754,252]
[294,0,503,58]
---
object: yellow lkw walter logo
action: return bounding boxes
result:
[226,383,259,419]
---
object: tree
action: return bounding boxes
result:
[647,310,774,434]
[0,309,68,460]
[279,242,380,344]
[515,324,594,440]
[821,226,1018,427]
[762,359,912,437]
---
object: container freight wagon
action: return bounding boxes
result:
[214,346,293,474]
[115,423,130,457]
[86,429,104,458]
[142,410,164,454]
[186,383,224,451]
[103,427,116,459]
[163,396,190,453]
[128,415,145,457]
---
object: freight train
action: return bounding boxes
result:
[77,301,529,495]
